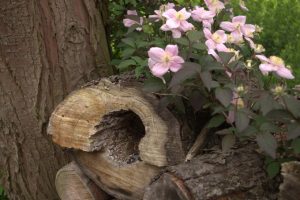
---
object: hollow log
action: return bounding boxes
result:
[48,78,185,167]
[55,162,110,200]
[144,143,272,200]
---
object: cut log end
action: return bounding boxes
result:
[48,78,185,167]
[55,162,109,200]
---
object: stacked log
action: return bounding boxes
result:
[48,77,275,200]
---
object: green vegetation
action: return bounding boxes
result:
[233,0,300,84]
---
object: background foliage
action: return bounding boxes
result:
[109,0,300,83]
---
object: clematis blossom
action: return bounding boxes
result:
[191,6,215,30]
[149,3,175,22]
[148,45,184,78]
[204,28,229,61]
[204,0,225,13]
[160,8,194,38]
[256,55,294,79]
[123,10,143,31]
[220,16,255,43]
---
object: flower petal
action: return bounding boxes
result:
[232,16,246,25]
[148,47,164,62]
[179,8,191,19]
[220,21,236,32]
[169,62,184,72]
[256,55,270,63]
[203,28,212,39]
[123,19,136,27]
[205,39,216,50]
[259,64,274,72]
[242,24,255,38]
[171,29,182,38]
[166,19,180,29]
[216,44,229,52]
[165,45,179,56]
[150,63,169,77]
[276,67,295,79]
[160,24,171,31]
[180,21,194,32]
[208,49,221,62]
[215,30,227,43]
[162,9,177,19]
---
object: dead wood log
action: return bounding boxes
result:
[48,77,187,199]
[279,161,300,200]
[144,143,272,200]
[48,78,185,167]
[55,162,110,200]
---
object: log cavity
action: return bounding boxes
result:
[92,110,145,166]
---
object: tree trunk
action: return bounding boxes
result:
[0,0,113,199]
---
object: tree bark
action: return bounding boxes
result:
[0,0,112,199]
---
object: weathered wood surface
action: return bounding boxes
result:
[55,162,110,200]
[279,161,300,200]
[48,78,185,167]
[144,143,273,200]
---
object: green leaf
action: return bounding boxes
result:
[131,56,147,66]
[219,52,235,64]
[257,93,282,115]
[187,30,203,42]
[207,115,225,128]
[222,134,236,152]
[282,95,300,118]
[235,111,250,132]
[121,38,135,48]
[192,43,206,50]
[216,128,234,135]
[266,162,280,178]
[174,37,189,46]
[169,62,201,88]
[256,132,278,158]
[265,110,294,123]
[291,138,300,154]
[287,122,300,140]
[215,87,232,107]
[143,77,165,92]
[120,48,135,58]
[117,59,136,70]
[200,71,219,90]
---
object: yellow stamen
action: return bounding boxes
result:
[270,56,284,66]
[212,33,222,43]
[175,12,185,21]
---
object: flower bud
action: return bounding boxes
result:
[246,59,253,69]
[272,85,285,96]
[236,85,245,94]
[255,25,263,33]
[237,98,245,109]
[254,44,265,53]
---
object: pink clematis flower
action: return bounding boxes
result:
[204,0,225,13]
[160,8,194,38]
[220,16,255,43]
[149,3,175,22]
[123,10,143,31]
[191,6,216,30]
[256,55,294,79]
[204,28,229,62]
[148,45,185,78]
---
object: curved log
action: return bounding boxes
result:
[48,78,184,167]
[144,143,272,200]
[55,162,109,200]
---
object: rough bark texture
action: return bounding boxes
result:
[144,143,273,200]
[0,0,112,199]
